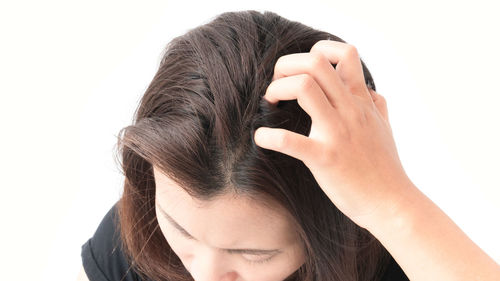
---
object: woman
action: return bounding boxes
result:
[79,10,500,281]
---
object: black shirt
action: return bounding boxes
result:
[81,203,409,281]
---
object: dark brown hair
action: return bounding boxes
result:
[115,10,392,281]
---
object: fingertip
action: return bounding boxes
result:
[254,127,266,147]
[262,93,277,106]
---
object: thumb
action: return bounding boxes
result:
[254,127,316,164]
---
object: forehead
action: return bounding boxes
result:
[153,167,296,249]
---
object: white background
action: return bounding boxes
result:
[1,1,499,280]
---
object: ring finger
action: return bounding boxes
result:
[264,73,340,130]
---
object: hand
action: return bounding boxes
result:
[253,40,414,229]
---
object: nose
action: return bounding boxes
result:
[187,248,238,281]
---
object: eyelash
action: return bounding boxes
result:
[167,218,275,265]
[245,255,274,265]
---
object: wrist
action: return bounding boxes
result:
[361,179,425,235]
[359,180,500,280]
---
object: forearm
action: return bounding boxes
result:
[366,181,500,281]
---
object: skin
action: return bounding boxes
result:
[153,166,305,281]
[78,39,500,281]
[254,39,500,280]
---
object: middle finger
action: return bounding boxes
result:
[267,52,352,109]
[264,73,340,130]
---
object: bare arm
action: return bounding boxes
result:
[365,181,500,281]
[253,39,500,280]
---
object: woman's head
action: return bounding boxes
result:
[154,166,305,280]
[116,10,391,281]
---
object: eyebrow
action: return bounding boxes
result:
[156,203,282,255]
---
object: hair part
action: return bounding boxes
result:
[114,10,390,281]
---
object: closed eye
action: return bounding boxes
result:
[242,253,276,264]
[157,203,282,260]
[170,223,279,264]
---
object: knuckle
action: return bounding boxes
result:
[344,44,359,59]
[346,83,362,95]
[310,39,328,52]
[274,130,289,150]
[377,98,387,107]
[308,52,328,70]
[297,74,316,93]
[376,94,386,103]
[371,90,387,104]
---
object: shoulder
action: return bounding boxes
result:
[80,202,144,281]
